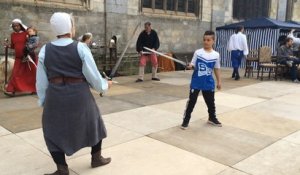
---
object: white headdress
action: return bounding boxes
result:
[50,12,73,36]
[11,19,28,30]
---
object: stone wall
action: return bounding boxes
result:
[292,1,300,21]
[0,1,105,56]
[2,0,300,75]
[4,0,299,56]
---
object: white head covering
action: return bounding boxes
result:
[11,19,28,30]
[50,12,73,36]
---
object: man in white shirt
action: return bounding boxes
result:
[227,25,249,80]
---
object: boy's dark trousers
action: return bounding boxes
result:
[183,89,216,124]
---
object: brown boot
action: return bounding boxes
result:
[44,164,69,175]
[91,151,111,168]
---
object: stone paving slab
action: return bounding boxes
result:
[148,84,190,98]
[16,122,143,159]
[149,99,235,122]
[196,92,266,109]
[244,100,300,121]
[149,120,277,166]
[68,137,227,175]
[124,80,170,90]
[0,107,42,133]
[95,96,143,115]
[0,134,60,175]
[271,92,300,106]
[16,128,90,160]
[111,76,137,84]
[0,96,38,113]
[225,81,300,99]
[218,108,300,138]
[0,92,7,99]
[0,125,11,136]
[110,91,180,106]
[217,168,250,175]
[283,130,300,145]
[234,140,300,175]
[158,70,193,78]
[104,106,183,135]
[156,77,191,86]
[219,78,260,91]
[0,69,298,174]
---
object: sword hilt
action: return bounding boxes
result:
[184,56,188,72]
[103,72,112,80]
[100,72,110,97]
[99,72,117,97]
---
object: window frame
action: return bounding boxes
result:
[35,0,90,9]
[232,0,271,20]
[141,0,201,18]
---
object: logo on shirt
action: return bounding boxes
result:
[197,62,212,77]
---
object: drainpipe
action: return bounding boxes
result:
[104,0,107,69]
[276,0,279,20]
[210,0,214,30]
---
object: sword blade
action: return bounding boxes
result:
[143,47,187,66]
[27,55,37,68]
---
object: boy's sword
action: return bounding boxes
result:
[143,47,188,67]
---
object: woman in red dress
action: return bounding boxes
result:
[4,19,37,96]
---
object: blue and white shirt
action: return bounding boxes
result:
[190,48,220,90]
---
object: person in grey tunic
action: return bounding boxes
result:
[36,12,112,175]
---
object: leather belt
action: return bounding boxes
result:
[49,77,86,84]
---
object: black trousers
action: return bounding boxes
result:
[50,140,102,166]
[183,89,216,124]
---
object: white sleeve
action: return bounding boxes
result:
[190,51,197,66]
[77,43,108,93]
[227,35,234,51]
[288,33,300,44]
[36,45,49,107]
[242,35,249,56]
[214,52,221,69]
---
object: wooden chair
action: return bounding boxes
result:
[297,65,300,80]
[244,50,258,78]
[257,46,277,80]
[273,56,288,81]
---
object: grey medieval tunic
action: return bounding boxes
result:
[42,41,107,156]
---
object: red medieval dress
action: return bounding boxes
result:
[6,31,37,93]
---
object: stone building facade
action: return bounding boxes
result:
[0,0,299,74]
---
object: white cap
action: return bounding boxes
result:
[50,12,73,36]
[11,19,28,30]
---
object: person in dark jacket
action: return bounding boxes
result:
[135,22,160,82]
[277,37,300,83]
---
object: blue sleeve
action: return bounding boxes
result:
[77,42,108,93]
[36,45,49,107]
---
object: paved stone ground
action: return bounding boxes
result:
[1,68,300,175]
